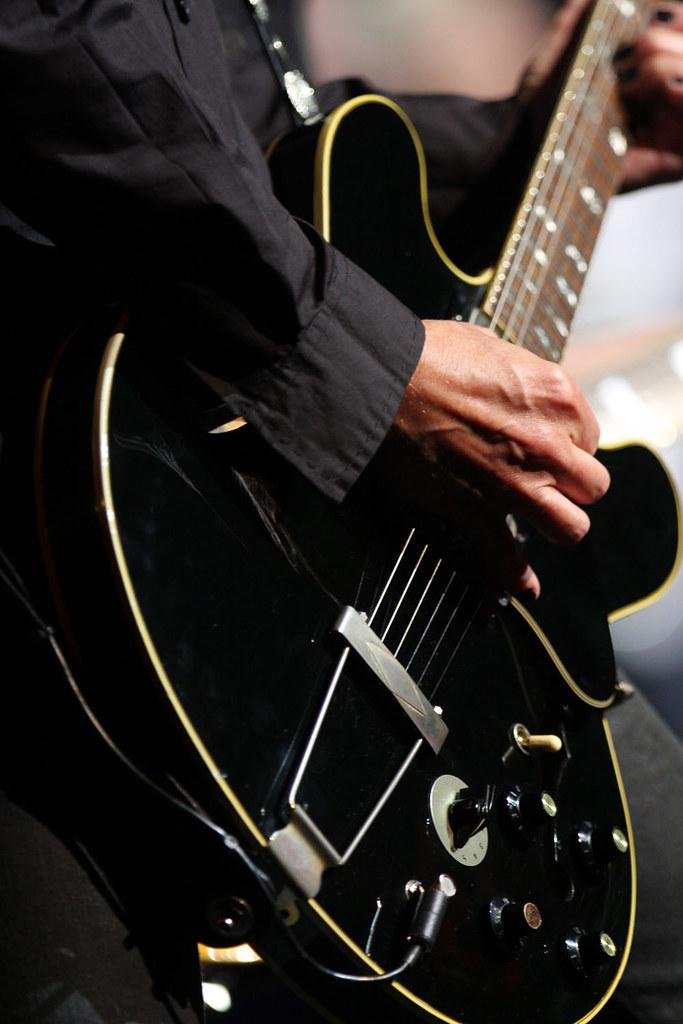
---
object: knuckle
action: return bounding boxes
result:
[543,364,576,404]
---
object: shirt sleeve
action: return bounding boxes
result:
[0,0,424,502]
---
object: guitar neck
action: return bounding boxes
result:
[481,0,646,360]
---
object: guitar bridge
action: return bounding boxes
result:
[333,605,449,756]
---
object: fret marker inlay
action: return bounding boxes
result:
[580,185,604,215]
[609,126,628,156]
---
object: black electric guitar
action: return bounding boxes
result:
[36,1,680,1022]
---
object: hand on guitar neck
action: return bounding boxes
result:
[380,320,610,599]
[616,1,683,188]
[523,0,683,190]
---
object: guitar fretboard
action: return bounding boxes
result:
[482,0,646,361]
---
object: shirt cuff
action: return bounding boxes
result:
[214,245,425,502]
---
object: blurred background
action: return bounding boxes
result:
[296,0,683,740]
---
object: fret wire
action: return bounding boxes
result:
[489,82,608,339]
[508,67,620,350]
[487,1,617,334]
[495,0,623,347]
[510,151,613,343]
[500,89,618,348]
[493,0,648,350]
[489,0,628,345]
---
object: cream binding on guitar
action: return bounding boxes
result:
[37,1,680,1022]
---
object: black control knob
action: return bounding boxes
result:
[565,927,618,973]
[489,896,543,947]
[575,822,629,870]
[448,788,489,849]
[505,787,557,832]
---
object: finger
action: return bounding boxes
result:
[375,433,542,598]
[492,445,608,538]
[623,144,683,186]
[511,482,592,547]
[622,24,683,64]
[547,445,611,506]
[440,487,542,598]
[651,3,683,30]
[525,362,602,455]
[620,51,683,103]
[615,25,683,78]
[570,390,602,454]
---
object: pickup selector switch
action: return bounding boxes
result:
[448,788,490,848]
[575,822,629,870]
[430,775,489,866]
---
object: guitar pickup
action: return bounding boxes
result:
[333,605,449,755]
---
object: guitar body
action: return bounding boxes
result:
[36,97,679,1023]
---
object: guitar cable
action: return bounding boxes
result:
[0,546,445,986]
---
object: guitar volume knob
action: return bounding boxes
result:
[489,896,542,948]
[505,787,557,832]
[564,927,618,973]
[575,822,629,870]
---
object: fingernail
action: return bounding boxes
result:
[654,9,675,20]
[520,566,541,600]
[617,66,637,83]
[614,43,635,61]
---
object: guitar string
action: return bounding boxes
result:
[512,0,650,325]
[428,596,485,703]
[489,0,624,346]
[379,541,430,643]
[416,578,474,692]
[405,568,458,673]
[359,3,627,676]
[499,0,645,354]
[384,5,631,695]
[356,2,630,700]
[284,3,632,836]
[500,1,625,350]
[392,556,443,659]
[490,0,621,347]
[489,0,622,343]
[233,2,640,898]
[368,532,476,677]
[0,548,429,986]
[367,527,416,629]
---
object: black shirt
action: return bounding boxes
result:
[0,0,523,500]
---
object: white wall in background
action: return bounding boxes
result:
[302,0,548,96]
